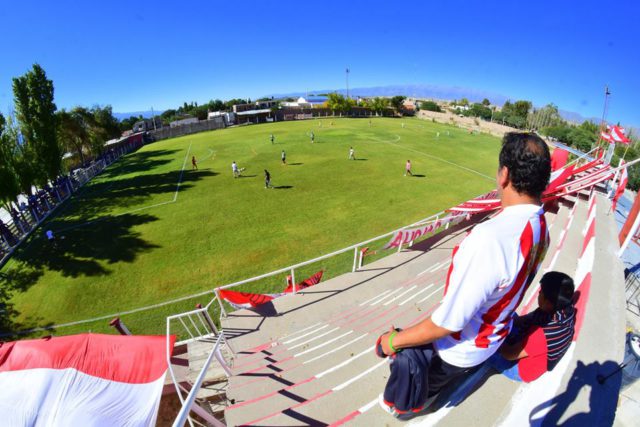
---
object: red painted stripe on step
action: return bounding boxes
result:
[329,410,360,426]
[240,389,333,426]
[227,376,316,410]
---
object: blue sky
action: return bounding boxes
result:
[0,1,638,126]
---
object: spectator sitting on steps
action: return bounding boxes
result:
[376,132,551,419]
[487,271,576,383]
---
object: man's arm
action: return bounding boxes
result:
[379,317,454,355]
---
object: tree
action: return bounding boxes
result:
[459,98,469,107]
[0,114,21,209]
[419,100,442,112]
[326,93,354,114]
[481,98,491,106]
[466,103,492,120]
[120,115,143,132]
[390,96,407,112]
[369,97,389,116]
[12,64,60,185]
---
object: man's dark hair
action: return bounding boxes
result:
[540,271,575,310]
[499,132,551,198]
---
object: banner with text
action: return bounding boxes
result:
[383,213,465,249]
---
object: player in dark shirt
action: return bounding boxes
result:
[264,169,271,189]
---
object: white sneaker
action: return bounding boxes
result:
[378,393,399,418]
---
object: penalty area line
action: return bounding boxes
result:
[372,135,494,181]
[55,143,193,234]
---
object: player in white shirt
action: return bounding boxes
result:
[377,132,551,417]
[231,161,239,178]
[349,147,355,160]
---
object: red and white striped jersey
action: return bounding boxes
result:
[432,204,549,368]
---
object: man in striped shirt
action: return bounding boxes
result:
[378,132,552,417]
[488,271,576,382]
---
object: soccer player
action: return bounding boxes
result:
[349,147,355,160]
[231,161,239,178]
[264,169,271,188]
[191,156,197,170]
[310,131,315,143]
[488,271,575,382]
[270,134,274,144]
[377,132,551,418]
[404,160,412,176]
[281,150,286,165]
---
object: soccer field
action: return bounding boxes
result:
[1,117,501,337]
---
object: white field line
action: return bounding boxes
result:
[55,143,193,235]
[399,284,435,306]
[288,327,341,350]
[293,331,354,358]
[359,289,392,306]
[173,142,192,201]
[369,287,404,306]
[316,346,374,379]
[372,135,494,181]
[417,284,445,303]
[332,359,386,391]
[282,324,329,344]
[383,285,418,306]
[302,333,368,364]
[279,322,323,340]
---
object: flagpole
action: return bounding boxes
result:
[597,85,611,151]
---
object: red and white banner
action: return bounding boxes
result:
[612,161,628,212]
[218,289,281,310]
[284,270,324,293]
[384,213,465,249]
[609,125,630,145]
[0,333,174,427]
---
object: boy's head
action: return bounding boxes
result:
[538,271,575,312]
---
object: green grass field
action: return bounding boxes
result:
[0,117,501,338]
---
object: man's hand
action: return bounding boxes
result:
[379,326,397,356]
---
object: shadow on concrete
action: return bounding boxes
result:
[529,360,621,426]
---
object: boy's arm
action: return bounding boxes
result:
[499,340,529,360]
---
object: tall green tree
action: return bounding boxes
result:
[390,96,407,112]
[369,97,389,116]
[0,114,21,209]
[12,64,60,185]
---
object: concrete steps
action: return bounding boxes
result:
[215,194,624,426]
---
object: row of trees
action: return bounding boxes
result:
[0,64,122,211]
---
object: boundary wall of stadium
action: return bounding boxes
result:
[0,140,142,269]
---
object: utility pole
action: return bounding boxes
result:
[346,68,350,99]
[151,107,157,131]
[597,85,611,149]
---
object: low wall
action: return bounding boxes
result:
[151,117,225,141]
[417,109,517,138]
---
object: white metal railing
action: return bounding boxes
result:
[210,209,450,318]
[171,334,229,427]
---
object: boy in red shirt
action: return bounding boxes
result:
[488,271,576,382]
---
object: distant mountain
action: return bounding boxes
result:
[267,84,510,105]
[112,110,164,121]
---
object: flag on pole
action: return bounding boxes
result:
[612,161,628,212]
[608,125,630,145]
[601,131,615,143]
